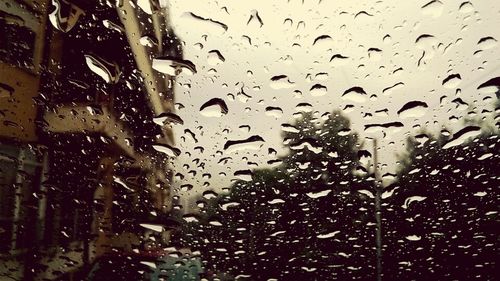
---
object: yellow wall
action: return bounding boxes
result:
[0,63,40,142]
[0,0,49,142]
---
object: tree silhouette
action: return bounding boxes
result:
[383,128,499,280]
[271,111,373,280]
[173,105,499,281]
[174,111,375,280]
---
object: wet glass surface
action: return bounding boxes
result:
[0,0,499,280]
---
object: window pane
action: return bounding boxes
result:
[0,0,498,280]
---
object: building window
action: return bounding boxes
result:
[0,4,37,70]
[0,145,18,252]
[0,143,44,252]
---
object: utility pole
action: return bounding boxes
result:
[373,139,382,281]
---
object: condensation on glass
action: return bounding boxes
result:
[0,0,498,280]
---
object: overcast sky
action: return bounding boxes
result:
[163,0,500,196]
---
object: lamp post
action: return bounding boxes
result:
[372,138,382,281]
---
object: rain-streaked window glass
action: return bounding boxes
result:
[0,0,498,280]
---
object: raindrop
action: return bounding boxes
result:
[477,153,492,160]
[235,87,252,103]
[343,105,355,113]
[374,109,389,117]
[139,36,156,47]
[415,134,430,145]
[183,129,198,143]
[358,190,375,198]
[137,0,152,14]
[317,230,340,239]
[310,84,327,96]
[473,191,487,197]
[181,184,193,191]
[103,20,124,33]
[477,77,500,93]
[281,123,300,133]
[270,75,295,89]
[314,72,329,81]
[382,187,398,199]
[397,101,429,119]
[200,98,228,117]
[312,35,333,47]
[442,73,462,89]
[382,173,396,181]
[152,57,197,76]
[306,189,331,199]
[234,170,253,181]
[458,1,474,13]
[421,0,444,18]
[268,199,285,204]
[194,42,204,49]
[358,150,372,162]
[338,128,351,136]
[140,261,156,269]
[290,138,323,153]
[153,112,184,125]
[330,54,349,66]
[207,50,225,65]
[368,48,383,61]
[265,106,283,118]
[452,98,468,110]
[181,12,228,33]
[49,0,83,32]
[209,220,223,226]
[242,35,252,45]
[382,82,405,95]
[239,125,251,132]
[341,86,367,103]
[223,135,265,153]
[383,34,392,43]
[302,267,317,272]
[182,214,199,223]
[203,190,218,199]
[68,79,89,89]
[477,37,497,50]
[406,235,422,241]
[442,126,481,149]
[356,166,368,175]
[113,176,133,191]
[0,82,14,98]
[441,129,451,136]
[220,202,240,210]
[84,55,121,83]
[295,103,313,112]
[247,10,264,28]
[354,11,373,20]
[296,21,306,30]
[415,34,437,49]
[152,143,181,157]
[140,223,164,232]
[364,122,404,133]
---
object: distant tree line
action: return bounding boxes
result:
[172,100,499,280]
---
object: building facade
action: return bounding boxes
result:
[0,0,181,279]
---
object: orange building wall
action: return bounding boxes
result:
[0,63,40,142]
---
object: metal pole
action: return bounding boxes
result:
[38,151,49,243]
[373,139,382,281]
[11,149,25,250]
